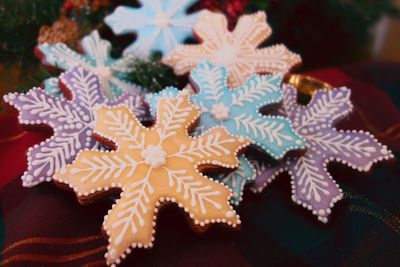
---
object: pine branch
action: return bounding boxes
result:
[0,0,63,67]
[125,54,179,93]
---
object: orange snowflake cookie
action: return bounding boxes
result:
[162,10,301,88]
[54,91,249,266]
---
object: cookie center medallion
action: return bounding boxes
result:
[141,145,167,169]
[213,44,238,66]
[154,13,171,28]
[94,66,112,81]
[211,103,229,121]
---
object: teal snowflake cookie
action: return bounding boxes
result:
[147,86,180,118]
[36,30,143,101]
[146,61,305,204]
[104,0,200,58]
[147,61,305,159]
[43,77,63,97]
[215,156,256,205]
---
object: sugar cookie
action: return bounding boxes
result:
[54,91,249,265]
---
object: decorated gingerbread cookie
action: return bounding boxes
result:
[146,61,305,205]
[54,91,248,265]
[3,67,148,187]
[163,10,301,88]
[104,0,200,58]
[214,155,256,205]
[251,84,394,222]
[36,30,144,101]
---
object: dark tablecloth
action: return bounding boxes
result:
[0,62,399,267]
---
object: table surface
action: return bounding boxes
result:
[0,61,399,267]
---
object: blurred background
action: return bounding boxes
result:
[0,0,400,101]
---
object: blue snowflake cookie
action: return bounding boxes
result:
[104,0,200,58]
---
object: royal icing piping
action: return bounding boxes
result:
[37,30,143,101]
[146,61,305,205]
[162,10,301,88]
[104,0,200,58]
[54,91,249,266]
[252,84,394,223]
[147,61,306,160]
[215,155,257,205]
[3,67,147,187]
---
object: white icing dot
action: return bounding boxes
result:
[59,168,67,175]
[210,103,229,121]
[109,249,117,260]
[154,13,171,28]
[212,44,239,66]
[141,145,167,169]
[94,66,112,81]
[225,210,235,219]
[380,147,388,155]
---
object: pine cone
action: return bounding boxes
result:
[37,17,79,46]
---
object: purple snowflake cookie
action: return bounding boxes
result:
[3,66,148,187]
[252,84,394,223]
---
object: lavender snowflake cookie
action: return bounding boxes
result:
[3,67,148,187]
[252,84,393,223]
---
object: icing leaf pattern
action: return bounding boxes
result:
[214,156,256,205]
[3,67,148,187]
[147,61,305,160]
[146,62,305,205]
[54,92,248,265]
[252,85,394,223]
[163,10,301,87]
[37,30,143,100]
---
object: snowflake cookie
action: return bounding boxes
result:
[146,61,305,204]
[147,62,305,159]
[36,30,143,101]
[54,91,248,265]
[3,67,148,187]
[214,155,256,205]
[104,0,200,58]
[147,91,254,205]
[163,10,301,88]
[252,84,394,223]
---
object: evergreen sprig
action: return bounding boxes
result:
[126,54,180,92]
[0,0,63,68]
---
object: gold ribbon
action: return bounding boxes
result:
[286,74,333,95]
[1,245,107,266]
[1,235,107,266]
[2,235,103,255]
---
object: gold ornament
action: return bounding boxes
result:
[286,74,333,95]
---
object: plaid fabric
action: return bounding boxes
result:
[0,62,399,266]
